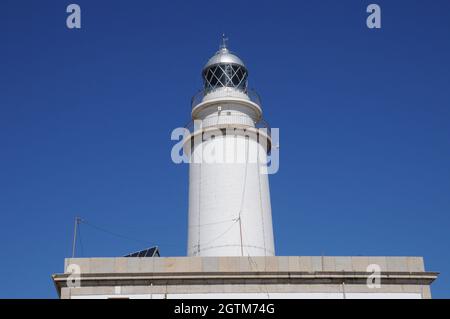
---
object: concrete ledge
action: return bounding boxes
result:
[61,256,427,274]
[53,271,438,286]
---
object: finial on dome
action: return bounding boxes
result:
[220,33,229,50]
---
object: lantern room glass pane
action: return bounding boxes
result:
[203,63,248,92]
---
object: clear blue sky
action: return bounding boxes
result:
[0,0,449,298]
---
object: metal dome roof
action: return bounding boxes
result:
[203,46,246,70]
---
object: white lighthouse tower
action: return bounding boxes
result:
[54,39,438,301]
[186,38,275,257]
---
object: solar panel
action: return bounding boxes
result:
[124,246,160,258]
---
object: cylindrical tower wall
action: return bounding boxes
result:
[187,131,275,256]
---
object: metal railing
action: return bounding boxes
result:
[191,88,262,110]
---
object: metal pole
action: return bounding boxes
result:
[342,281,347,299]
[72,217,81,258]
[239,217,244,256]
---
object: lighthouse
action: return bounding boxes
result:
[186,38,275,257]
[53,39,439,301]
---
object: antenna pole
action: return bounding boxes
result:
[71,217,82,258]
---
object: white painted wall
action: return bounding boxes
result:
[187,91,274,257]
[188,135,274,256]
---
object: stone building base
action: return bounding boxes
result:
[52,256,438,299]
